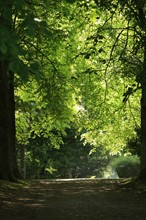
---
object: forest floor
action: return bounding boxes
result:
[0,178,146,220]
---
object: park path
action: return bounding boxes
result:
[0,179,146,220]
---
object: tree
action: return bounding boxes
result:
[17,126,109,179]
[65,1,140,153]
[0,0,19,181]
[124,127,141,156]
[0,0,75,181]
[92,0,146,180]
[1,0,145,181]
[61,0,145,179]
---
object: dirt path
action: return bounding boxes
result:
[0,179,146,220]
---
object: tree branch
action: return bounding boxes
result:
[22,39,59,74]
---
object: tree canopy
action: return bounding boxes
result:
[0,0,146,181]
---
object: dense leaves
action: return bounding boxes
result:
[0,0,146,180]
[19,127,110,179]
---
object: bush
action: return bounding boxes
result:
[111,155,140,178]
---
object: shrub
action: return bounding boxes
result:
[111,155,140,178]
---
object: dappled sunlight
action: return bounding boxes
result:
[0,179,146,220]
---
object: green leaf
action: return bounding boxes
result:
[98,48,105,53]
[66,0,76,3]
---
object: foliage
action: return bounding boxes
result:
[18,127,110,179]
[66,0,141,154]
[15,0,142,179]
[111,155,140,178]
[124,128,141,156]
[1,0,146,180]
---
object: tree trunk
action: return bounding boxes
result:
[20,144,26,179]
[139,97,146,180]
[0,61,12,180]
[139,38,146,181]
[8,71,21,179]
[0,1,19,181]
[0,63,19,181]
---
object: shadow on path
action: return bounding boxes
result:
[0,179,146,220]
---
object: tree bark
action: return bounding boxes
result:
[8,71,21,179]
[0,63,19,181]
[0,0,20,181]
[20,144,26,179]
[139,38,146,181]
[139,97,146,180]
[0,61,12,180]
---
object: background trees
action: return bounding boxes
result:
[0,0,145,181]
[91,0,146,180]
[17,127,110,179]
